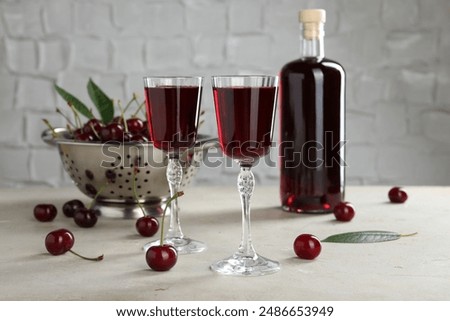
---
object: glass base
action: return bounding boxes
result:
[143,237,207,255]
[210,253,280,276]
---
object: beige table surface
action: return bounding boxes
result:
[0,185,449,301]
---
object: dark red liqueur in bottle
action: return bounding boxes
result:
[279,9,346,213]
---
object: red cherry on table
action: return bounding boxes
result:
[146,245,178,271]
[333,202,355,222]
[45,228,103,261]
[34,204,57,222]
[62,199,85,218]
[293,234,322,260]
[73,208,99,228]
[45,229,75,255]
[388,187,408,203]
[136,216,159,237]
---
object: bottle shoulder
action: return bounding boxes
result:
[281,57,345,75]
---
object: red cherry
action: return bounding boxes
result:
[82,119,103,136]
[73,128,83,137]
[388,187,408,203]
[34,204,57,222]
[126,118,145,134]
[75,132,94,141]
[100,123,124,142]
[142,120,148,132]
[112,116,124,125]
[141,121,151,140]
[129,133,148,142]
[73,208,98,228]
[146,245,178,271]
[293,234,322,260]
[136,216,159,237]
[122,131,133,142]
[333,202,355,222]
[45,229,74,255]
[62,199,85,218]
[45,228,103,261]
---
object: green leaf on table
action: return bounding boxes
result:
[321,231,417,243]
[87,78,114,124]
[54,84,94,120]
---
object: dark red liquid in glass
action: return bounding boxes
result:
[213,86,276,165]
[145,86,200,153]
[279,58,345,213]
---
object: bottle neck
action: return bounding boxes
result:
[299,23,324,60]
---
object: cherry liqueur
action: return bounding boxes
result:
[279,9,346,213]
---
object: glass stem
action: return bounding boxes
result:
[237,165,257,258]
[166,155,184,240]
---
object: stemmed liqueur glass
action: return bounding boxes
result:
[211,75,280,276]
[143,76,206,254]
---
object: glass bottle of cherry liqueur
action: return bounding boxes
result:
[279,9,346,213]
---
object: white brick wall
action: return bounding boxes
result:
[5,39,38,73]
[16,77,55,110]
[0,0,450,188]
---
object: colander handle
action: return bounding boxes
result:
[41,128,69,146]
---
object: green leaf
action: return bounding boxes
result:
[321,231,417,243]
[54,84,94,120]
[87,78,114,123]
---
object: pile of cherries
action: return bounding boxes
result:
[35,199,98,228]
[34,200,103,261]
[35,200,160,236]
[34,198,173,270]
[293,186,408,260]
[73,117,150,143]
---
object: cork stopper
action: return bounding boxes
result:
[298,9,326,40]
[298,9,326,23]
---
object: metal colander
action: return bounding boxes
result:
[42,128,216,218]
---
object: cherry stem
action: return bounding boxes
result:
[68,102,83,129]
[42,119,58,138]
[66,124,74,135]
[88,183,108,209]
[160,191,184,246]
[400,232,418,238]
[89,123,101,140]
[117,101,129,133]
[131,101,145,118]
[132,166,146,217]
[69,249,104,261]
[56,108,76,128]
[123,94,137,115]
